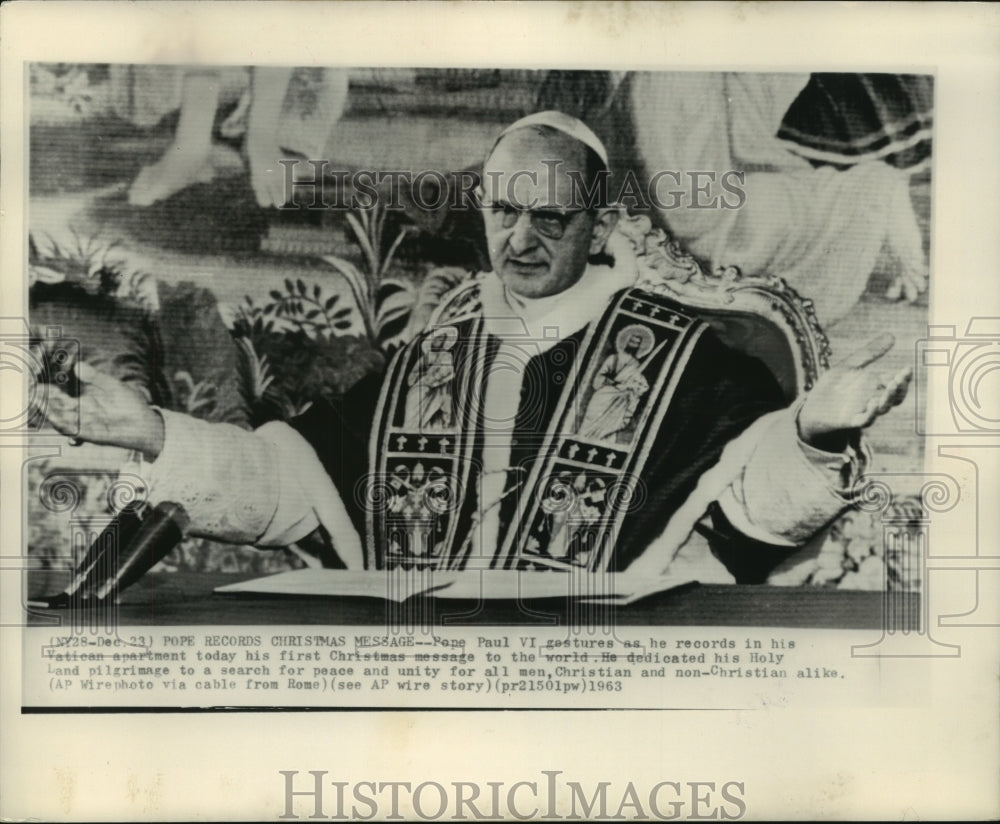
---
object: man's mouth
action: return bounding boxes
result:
[506,259,547,272]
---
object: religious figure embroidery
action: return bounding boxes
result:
[403,326,458,432]
[386,462,451,560]
[578,324,659,442]
[541,471,609,568]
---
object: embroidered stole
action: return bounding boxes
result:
[367,286,706,571]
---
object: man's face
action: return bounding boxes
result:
[481,129,604,299]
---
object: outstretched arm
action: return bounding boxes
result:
[35,360,363,568]
[626,332,912,581]
[717,334,912,551]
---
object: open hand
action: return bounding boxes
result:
[32,360,164,459]
[798,334,912,445]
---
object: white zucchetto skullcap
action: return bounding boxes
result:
[490,110,609,167]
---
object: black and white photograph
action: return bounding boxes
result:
[22,66,931,621]
[2,2,998,821]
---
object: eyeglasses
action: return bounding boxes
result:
[476,190,590,240]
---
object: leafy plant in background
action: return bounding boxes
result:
[171,370,221,418]
[230,328,383,427]
[30,63,104,116]
[232,335,313,426]
[320,201,417,347]
[230,289,384,427]
[266,277,354,336]
[29,231,156,310]
[29,231,171,409]
[231,277,353,340]
[227,200,470,424]
[229,278,358,423]
[373,265,469,349]
[320,203,476,351]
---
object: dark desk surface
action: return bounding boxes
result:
[27,572,913,628]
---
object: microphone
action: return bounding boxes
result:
[35,502,189,608]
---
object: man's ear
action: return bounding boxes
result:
[589,207,620,255]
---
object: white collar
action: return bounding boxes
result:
[478,229,638,351]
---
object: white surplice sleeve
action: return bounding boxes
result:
[717,403,869,546]
[137,408,364,568]
[631,404,867,577]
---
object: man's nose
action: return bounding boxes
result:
[507,212,539,254]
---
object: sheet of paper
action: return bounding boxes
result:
[212,568,445,602]
[214,568,694,604]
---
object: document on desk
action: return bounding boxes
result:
[214,568,695,605]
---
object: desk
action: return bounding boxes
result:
[27,572,914,628]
